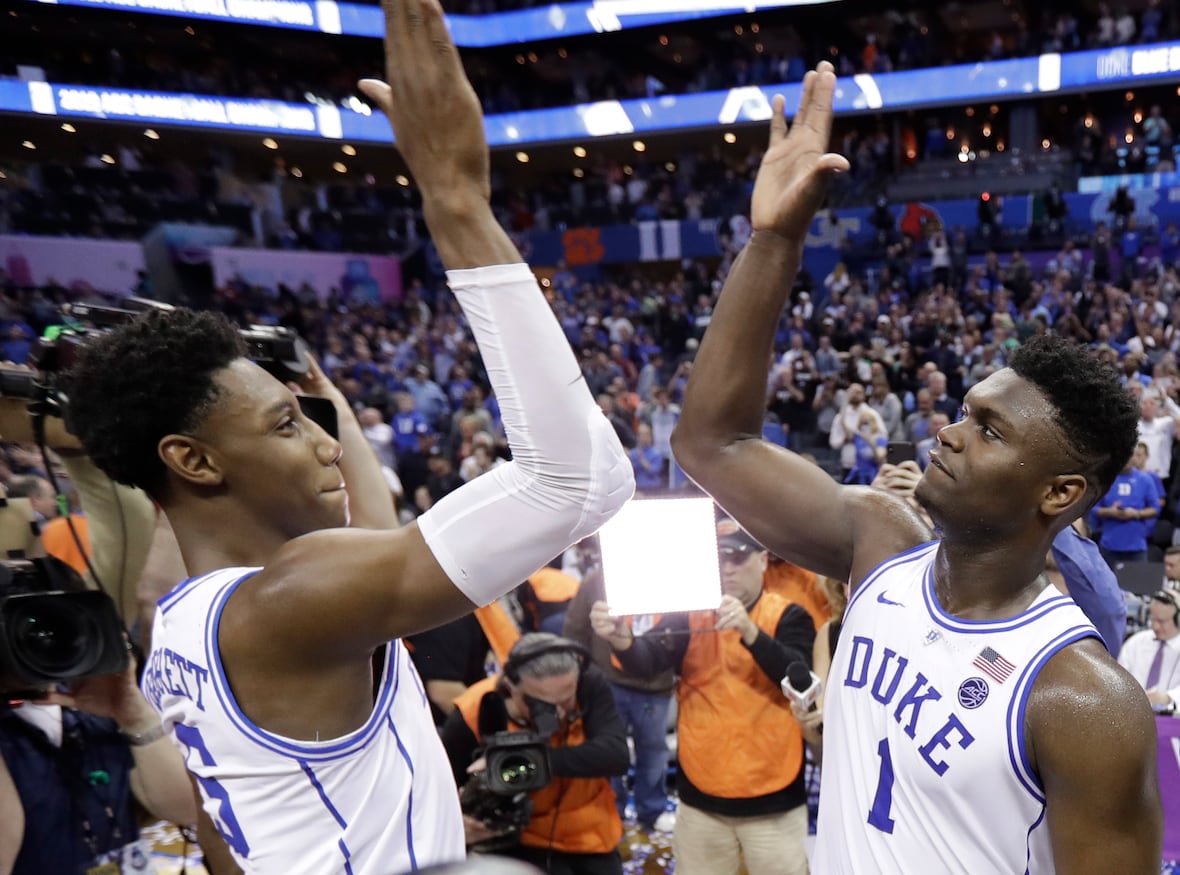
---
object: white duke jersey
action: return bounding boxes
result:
[141,568,465,875]
[812,541,1098,875]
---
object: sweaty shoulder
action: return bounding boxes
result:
[1025,637,1157,784]
[1025,638,1162,871]
[846,486,933,589]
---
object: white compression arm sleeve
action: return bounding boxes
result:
[416,263,634,606]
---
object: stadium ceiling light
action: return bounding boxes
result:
[342,144,357,156]
[262,138,279,150]
[723,132,737,144]
[100,154,116,165]
[395,174,410,186]
[665,162,676,172]
[573,146,587,158]
[573,167,585,178]
[144,128,160,139]
[515,151,530,163]
[60,123,76,133]
[290,167,303,178]
[332,161,347,173]
[0,170,7,180]
[632,140,646,152]
[20,140,35,150]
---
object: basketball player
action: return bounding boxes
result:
[59,2,634,873]
[671,63,1162,873]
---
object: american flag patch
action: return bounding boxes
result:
[973,646,1016,683]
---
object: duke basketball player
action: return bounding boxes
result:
[671,57,1162,875]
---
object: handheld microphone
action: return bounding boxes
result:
[781,661,822,711]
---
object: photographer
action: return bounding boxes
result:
[0,561,196,875]
[0,393,196,874]
[442,633,629,875]
[590,519,816,875]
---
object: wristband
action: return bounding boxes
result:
[122,722,168,746]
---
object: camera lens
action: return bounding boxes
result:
[498,754,538,786]
[9,596,99,679]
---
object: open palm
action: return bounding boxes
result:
[750,62,850,242]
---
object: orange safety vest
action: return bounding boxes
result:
[455,676,622,854]
[677,591,804,799]
[763,560,831,633]
[40,514,91,578]
[473,601,521,669]
[527,567,580,603]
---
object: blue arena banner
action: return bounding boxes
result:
[27,0,840,44]
[517,187,1180,282]
[5,40,1180,147]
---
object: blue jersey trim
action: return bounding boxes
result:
[1023,805,1047,875]
[159,568,257,614]
[204,572,399,761]
[300,760,349,829]
[387,693,419,869]
[845,540,939,618]
[923,569,1077,634]
[339,840,355,875]
[1005,624,1100,804]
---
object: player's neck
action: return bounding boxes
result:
[165,502,291,576]
[931,538,1050,620]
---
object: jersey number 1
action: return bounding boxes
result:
[867,737,896,834]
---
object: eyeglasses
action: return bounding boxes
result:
[718,546,755,564]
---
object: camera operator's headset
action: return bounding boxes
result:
[501,635,590,687]
[1152,589,1180,628]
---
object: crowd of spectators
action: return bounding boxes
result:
[3,186,1180,523]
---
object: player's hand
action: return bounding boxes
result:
[715,594,758,645]
[590,600,632,648]
[750,62,849,243]
[359,0,490,210]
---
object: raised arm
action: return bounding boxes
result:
[225,0,632,669]
[671,67,924,582]
[1031,641,1162,874]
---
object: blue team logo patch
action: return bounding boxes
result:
[957,677,990,709]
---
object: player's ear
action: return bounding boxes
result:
[160,434,224,487]
[1040,474,1087,519]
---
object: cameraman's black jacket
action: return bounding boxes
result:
[443,665,628,854]
[0,704,140,874]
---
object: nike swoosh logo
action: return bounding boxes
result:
[877,592,904,607]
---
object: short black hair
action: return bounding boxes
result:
[62,308,246,497]
[1009,335,1138,500]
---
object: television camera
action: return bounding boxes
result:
[460,694,560,851]
[0,296,336,438]
[0,542,127,700]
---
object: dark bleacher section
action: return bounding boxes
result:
[9,164,253,240]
